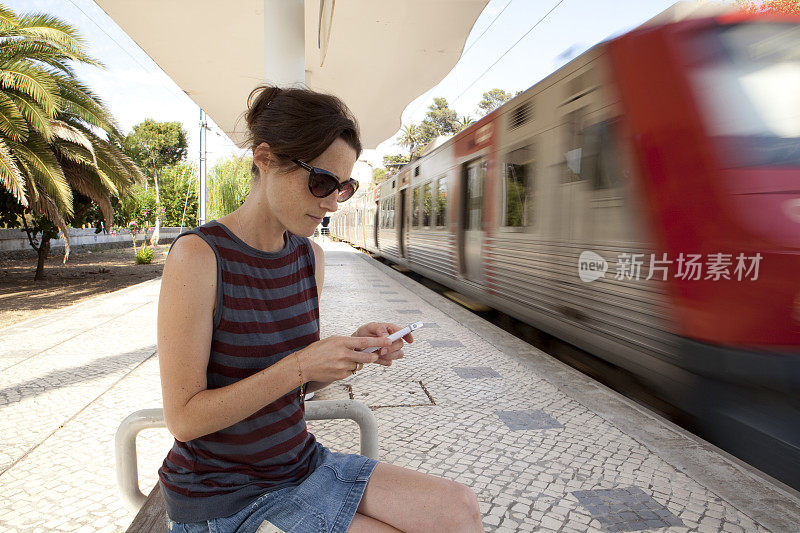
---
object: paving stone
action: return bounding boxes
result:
[453,366,502,379]
[496,410,564,431]
[573,487,684,531]
[426,339,464,348]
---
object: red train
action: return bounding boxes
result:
[331,8,800,488]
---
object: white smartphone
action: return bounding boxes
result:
[361,321,424,353]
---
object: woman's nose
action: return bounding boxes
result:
[321,194,338,213]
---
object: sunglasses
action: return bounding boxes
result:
[293,159,359,202]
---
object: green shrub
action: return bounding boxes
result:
[135,246,154,264]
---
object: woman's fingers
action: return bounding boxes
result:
[374,351,404,366]
[377,336,410,355]
[343,330,411,368]
[383,324,414,347]
[345,335,391,352]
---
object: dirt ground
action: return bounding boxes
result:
[0,243,169,329]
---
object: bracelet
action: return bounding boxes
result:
[293,352,305,400]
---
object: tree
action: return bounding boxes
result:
[383,154,409,169]
[117,185,158,252]
[458,115,475,132]
[159,162,198,228]
[371,167,388,188]
[736,0,800,14]
[477,88,515,116]
[122,119,188,245]
[398,124,420,159]
[0,5,143,279]
[417,97,460,149]
[207,155,251,220]
[118,162,198,236]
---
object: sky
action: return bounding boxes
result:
[6,0,736,184]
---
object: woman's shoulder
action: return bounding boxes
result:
[170,232,215,256]
[307,238,323,261]
[289,233,323,261]
[165,233,217,279]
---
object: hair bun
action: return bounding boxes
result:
[245,86,281,131]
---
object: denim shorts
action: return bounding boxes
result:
[165,442,379,533]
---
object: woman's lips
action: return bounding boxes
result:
[307,215,323,223]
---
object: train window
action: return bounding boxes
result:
[563,106,588,182]
[464,159,486,230]
[422,182,433,227]
[504,145,535,227]
[412,187,421,228]
[566,70,594,101]
[389,197,396,229]
[685,22,800,168]
[581,120,621,190]
[436,178,447,227]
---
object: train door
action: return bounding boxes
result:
[560,107,589,241]
[459,157,486,282]
[398,187,409,258]
[373,201,380,249]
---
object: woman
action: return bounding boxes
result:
[157,85,483,533]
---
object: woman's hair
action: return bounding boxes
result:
[244,85,362,179]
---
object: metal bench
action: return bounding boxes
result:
[116,400,379,532]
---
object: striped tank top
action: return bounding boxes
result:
[158,220,321,522]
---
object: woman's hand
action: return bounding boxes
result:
[296,336,392,383]
[352,322,414,367]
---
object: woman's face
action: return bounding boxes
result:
[263,137,357,237]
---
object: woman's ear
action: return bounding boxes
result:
[252,142,272,174]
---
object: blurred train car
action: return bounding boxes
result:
[331,7,800,488]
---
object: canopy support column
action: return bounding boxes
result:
[264,0,306,86]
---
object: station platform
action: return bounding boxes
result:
[0,238,798,532]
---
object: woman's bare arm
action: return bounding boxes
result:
[304,239,333,394]
[157,235,303,442]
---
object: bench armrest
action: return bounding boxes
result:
[115,400,379,512]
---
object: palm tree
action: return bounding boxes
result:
[458,115,475,132]
[0,4,143,277]
[398,124,420,159]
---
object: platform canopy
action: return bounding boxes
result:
[93,0,489,149]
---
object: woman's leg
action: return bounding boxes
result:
[348,512,404,532]
[355,462,483,532]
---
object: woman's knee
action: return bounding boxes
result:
[447,482,483,530]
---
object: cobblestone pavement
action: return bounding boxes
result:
[1,240,798,532]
